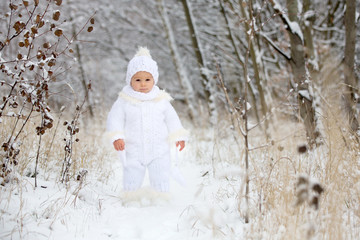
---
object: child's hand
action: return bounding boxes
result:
[113,139,125,151]
[176,141,185,151]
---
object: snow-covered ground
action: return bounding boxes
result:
[2,121,360,240]
[0,133,246,240]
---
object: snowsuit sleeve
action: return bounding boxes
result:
[164,101,189,142]
[106,98,125,143]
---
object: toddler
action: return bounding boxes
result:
[106,47,188,192]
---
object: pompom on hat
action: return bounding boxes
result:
[125,47,159,85]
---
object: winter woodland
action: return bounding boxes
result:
[1,0,360,239]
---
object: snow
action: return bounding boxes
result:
[287,21,303,42]
[5,111,16,117]
[0,143,246,240]
[1,117,360,239]
[272,0,304,43]
[304,10,315,21]
[246,101,252,111]
[246,74,251,83]
[297,0,302,15]
[298,89,311,101]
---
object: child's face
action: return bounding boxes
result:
[130,71,155,93]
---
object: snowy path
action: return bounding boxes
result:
[76,162,206,240]
[1,157,238,240]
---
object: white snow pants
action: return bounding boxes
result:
[120,151,171,192]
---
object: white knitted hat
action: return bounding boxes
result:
[125,47,159,85]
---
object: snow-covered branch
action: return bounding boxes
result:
[260,32,291,61]
[268,0,304,43]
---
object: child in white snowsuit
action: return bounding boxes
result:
[106,47,188,192]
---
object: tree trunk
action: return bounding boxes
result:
[303,0,317,72]
[219,0,245,92]
[181,0,217,124]
[157,0,198,120]
[344,0,359,137]
[286,0,320,146]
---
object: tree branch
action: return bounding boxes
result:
[260,32,291,61]
[268,0,304,42]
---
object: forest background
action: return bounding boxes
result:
[1,0,360,239]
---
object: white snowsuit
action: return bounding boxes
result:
[106,86,188,192]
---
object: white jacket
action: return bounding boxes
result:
[106,86,188,165]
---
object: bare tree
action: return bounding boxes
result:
[324,0,344,42]
[157,0,198,120]
[0,0,94,186]
[181,0,218,124]
[71,21,94,118]
[302,0,318,72]
[216,0,262,223]
[239,0,270,137]
[219,0,261,126]
[268,0,322,147]
[343,0,359,138]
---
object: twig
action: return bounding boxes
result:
[34,131,42,188]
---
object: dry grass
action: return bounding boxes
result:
[183,60,360,239]
[186,107,360,239]
[0,110,116,238]
[0,111,113,186]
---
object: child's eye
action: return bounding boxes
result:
[135,79,141,81]
[146,79,150,81]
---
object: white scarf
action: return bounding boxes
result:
[121,85,160,101]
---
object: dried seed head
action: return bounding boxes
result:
[297,144,307,154]
[54,29,63,37]
[312,183,324,195]
[53,11,60,21]
[55,0,62,6]
[43,42,50,48]
[310,196,319,210]
[35,15,41,24]
[9,3,18,10]
[39,20,45,28]
[31,26,38,34]
[297,175,308,186]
